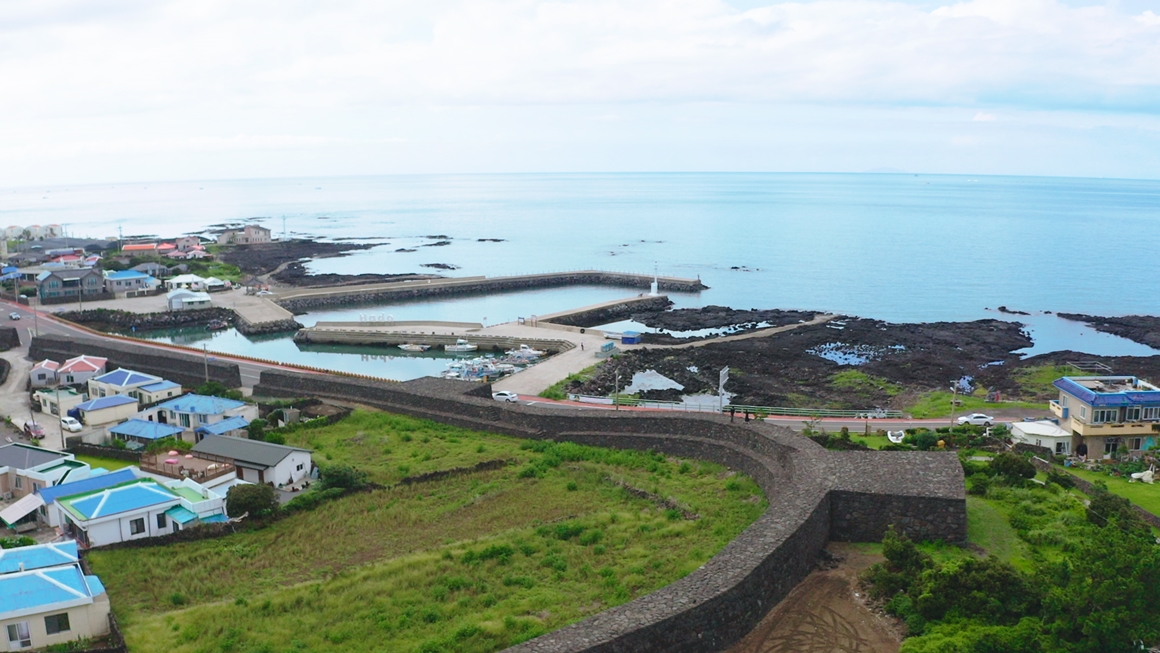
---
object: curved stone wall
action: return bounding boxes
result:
[253,370,965,653]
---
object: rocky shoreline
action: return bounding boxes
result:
[1057,313,1160,349]
[629,306,820,344]
[218,239,375,278]
[271,261,441,287]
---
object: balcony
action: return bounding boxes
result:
[1072,420,1160,438]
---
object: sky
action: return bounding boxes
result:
[2,0,1160,185]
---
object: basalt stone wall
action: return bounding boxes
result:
[543,295,671,328]
[30,334,242,389]
[252,369,965,653]
[0,326,20,351]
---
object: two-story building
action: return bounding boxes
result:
[0,445,92,530]
[1050,375,1160,458]
[87,369,162,400]
[34,268,106,304]
[56,477,226,547]
[0,541,111,651]
[216,225,271,245]
[103,270,158,296]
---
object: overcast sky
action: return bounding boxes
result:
[3,0,1160,185]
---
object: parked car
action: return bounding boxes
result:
[492,391,519,403]
[957,413,995,427]
[23,421,45,439]
[59,416,83,432]
[8,312,20,320]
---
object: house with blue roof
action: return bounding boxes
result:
[35,468,139,528]
[87,368,182,408]
[56,477,225,547]
[1,444,91,530]
[102,269,158,296]
[1050,375,1160,458]
[0,541,111,650]
[69,395,138,428]
[143,394,257,441]
[107,419,185,447]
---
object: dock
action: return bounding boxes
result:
[294,321,576,354]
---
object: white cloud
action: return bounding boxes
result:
[973,112,998,121]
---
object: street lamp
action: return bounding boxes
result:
[950,381,959,428]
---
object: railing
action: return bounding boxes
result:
[566,394,904,418]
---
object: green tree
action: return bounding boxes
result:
[226,483,279,518]
[318,465,367,492]
[194,381,244,401]
[247,418,268,442]
[991,453,1036,482]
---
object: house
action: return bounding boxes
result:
[131,262,169,278]
[87,368,162,400]
[70,396,138,427]
[217,225,271,245]
[0,444,88,503]
[1011,421,1073,456]
[3,226,22,240]
[0,541,111,651]
[164,273,206,291]
[167,288,212,310]
[107,419,185,448]
[57,355,108,385]
[102,270,157,296]
[35,268,106,304]
[1050,375,1160,459]
[44,225,63,238]
[145,394,257,439]
[137,380,182,406]
[203,277,228,292]
[34,387,86,418]
[29,360,60,387]
[174,236,201,252]
[35,469,139,528]
[192,435,312,487]
[56,477,226,547]
[193,416,250,439]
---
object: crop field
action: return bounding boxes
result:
[88,411,767,653]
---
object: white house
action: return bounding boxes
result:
[34,469,139,528]
[87,368,162,399]
[29,360,60,388]
[143,394,257,439]
[1011,420,1073,456]
[0,445,91,530]
[34,387,86,418]
[56,355,107,386]
[166,288,212,310]
[56,477,226,548]
[71,396,138,427]
[0,541,111,651]
[192,435,313,487]
[163,274,206,291]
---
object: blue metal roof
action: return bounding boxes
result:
[1054,377,1160,407]
[60,480,178,521]
[105,270,150,280]
[194,416,250,435]
[92,368,161,387]
[37,468,138,504]
[108,418,185,441]
[200,513,228,524]
[0,541,79,575]
[140,380,180,393]
[164,505,198,525]
[158,394,246,415]
[0,564,100,614]
[76,395,137,411]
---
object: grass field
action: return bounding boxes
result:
[88,411,767,653]
[1061,466,1160,515]
[905,391,1046,419]
[1012,364,1077,399]
[73,454,135,471]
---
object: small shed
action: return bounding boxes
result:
[1011,420,1073,456]
[29,359,60,387]
[167,289,212,311]
[621,331,643,345]
[70,395,139,426]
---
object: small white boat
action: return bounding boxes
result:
[398,343,431,352]
[508,344,545,357]
[445,338,478,352]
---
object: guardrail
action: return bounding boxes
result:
[566,395,904,418]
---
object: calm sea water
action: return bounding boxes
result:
[4,173,1158,377]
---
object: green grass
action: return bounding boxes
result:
[73,455,135,471]
[539,363,603,400]
[966,496,1032,568]
[184,260,243,283]
[830,370,902,397]
[1061,466,1160,516]
[851,435,894,450]
[905,391,1046,419]
[1012,364,1076,399]
[89,411,766,653]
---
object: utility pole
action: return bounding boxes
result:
[54,384,64,450]
[614,372,620,411]
[31,295,39,337]
[950,382,958,428]
[203,344,209,384]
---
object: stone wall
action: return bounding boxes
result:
[0,326,20,351]
[541,295,671,328]
[30,334,242,388]
[251,369,966,653]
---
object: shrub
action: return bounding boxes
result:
[194,381,244,401]
[0,536,36,549]
[145,436,193,455]
[226,483,279,518]
[318,465,368,491]
[991,453,1036,482]
[1045,470,1074,489]
[967,473,992,496]
[247,418,269,441]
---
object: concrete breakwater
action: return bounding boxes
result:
[274,270,707,312]
[535,294,670,328]
[294,323,575,354]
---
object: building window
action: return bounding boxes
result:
[1079,406,1087,420]
[1056,441,1069,454]
[296,463,304,471]
[14,476,22,489]
[1145,407,1160,421]
[32,483,41,493]
[6,622,31,648]
[157,513,167,529]
[1125,407,1142,422]
[1132,438,1143,450]
[130,518,145,535]
[1105,438,1121,455]
[1093,408,1119,424]
[180,413,191,427]
[44,613,71,635]
[198,414,208,424]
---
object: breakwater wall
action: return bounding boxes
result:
[30,334,242,389]
[252,370,965,653]
[536,295,671,329]
[0,326,19,351]
[294,324,575,353]
[275,271,707,312]
[54,307,237,331]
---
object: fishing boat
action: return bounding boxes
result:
[206,319,229,331]
[444,338,478,352]
[398,343,431,352]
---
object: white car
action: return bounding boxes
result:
[957,413,994,427]
[492,391,519,403]
[59,416,83,432]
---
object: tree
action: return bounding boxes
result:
[991,453,1036,482]
[226,483,279,518]
[246,418,268,442]
[318,465,367,492]
[194,381,244,401]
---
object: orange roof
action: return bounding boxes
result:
[31,359,60,371]
[122,244,157,251]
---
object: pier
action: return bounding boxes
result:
[294,321,576,354]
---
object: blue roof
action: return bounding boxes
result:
[200,513,228,524]
[60,480,178,521]
[104,271,149,280]
[194,416,250,435]
[158,394,246,415]
[108,419,185,441]
[0,564,104,615]
[165,505,198,524]
[76,395,137,411]
[140,380,180,393]
[0,541,78,575]
[37,468,138,504]
[1054,377,1160,407]
[92,368,161,388]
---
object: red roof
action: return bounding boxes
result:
[59,355,108,374]
[122,244,157,251]
[31,360,60,371]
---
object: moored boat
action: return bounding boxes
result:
[398,343,431,352]
[444,338,478,352]
[206,319,229,331]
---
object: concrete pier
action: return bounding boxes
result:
[294,322,576,354]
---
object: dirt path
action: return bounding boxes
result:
[727,542,901,653]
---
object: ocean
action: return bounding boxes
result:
[4,173,1158,377]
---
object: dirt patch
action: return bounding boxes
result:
[1056,313,1160,349]
[727,542,900,653]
